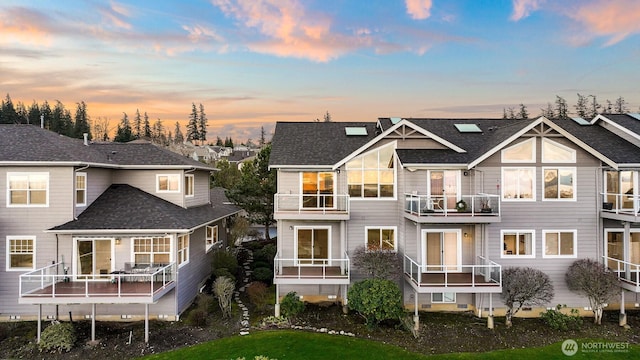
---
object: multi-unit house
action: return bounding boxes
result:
[269,114,640,327]
[0,124,240,342]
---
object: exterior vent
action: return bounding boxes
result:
[457,304,468,309]
[121,314,132,319]
[571,117,591,125]
[84,314,93,319]
[522,307,532,311]
[454,124,482,133]
[345,127,368,136]
[421,304,431,309]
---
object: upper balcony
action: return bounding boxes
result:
[601,193,640,223]
[19,262,176,305]
[403,255,502,293]
[274,193,350,220]
[404,193,501,223]
[604,256,640,293]
[273,252,350,285]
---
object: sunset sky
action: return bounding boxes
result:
[1,0,639,143]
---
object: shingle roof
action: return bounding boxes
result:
[599,114,640,137]
[0,124,214,170]
[49,184,239,232]
[270,121,378,167]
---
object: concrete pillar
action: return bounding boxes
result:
[275,284,281,317]
[144,304,149,343]
[37,305,42,343]
[487,293,494,329]
[414,290,419,330]
[620,290,627,327]
[91,304,96,342]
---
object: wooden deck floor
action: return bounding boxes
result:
[22,280,174,298]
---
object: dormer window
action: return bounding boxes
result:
[157,174,180,193]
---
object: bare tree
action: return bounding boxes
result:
[351,246,401,281]
[213,276,235,318]
[565,258,619,325]
[501,267,554,328]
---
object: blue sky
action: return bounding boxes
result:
[1,0,639,142]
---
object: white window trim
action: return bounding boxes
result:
[432,292,456,303]
[501,167,536,201]
[364,226,397,252]
[72,237,116,279]
[299,172,337,209]
[541,138,576,163]
[347,142,397,200]
[156,174,180,193]
[294,226,332,265]
[131,236,173,266]
[7,172,50,207]
[501,230,536,259]
[604,228,640,260]
[185,174,194,197]
[206,225,220,252]
[6,236,36,271]
[178,234,190,267]
[542,167,577,201]
[501,137,536,163]
[542,230,577,258]
[76,172,87,207]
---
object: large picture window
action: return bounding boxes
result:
[7,173,48,206]
[6,237,35,271]
[133,237,171,265]
[543,168,576,200]
[502,230,535,258]
[502,168,535,200]
[302,172,334,208]
[366,227,396,251]
[543,230,576,258]
[347,143,395,198]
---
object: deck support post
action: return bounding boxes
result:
[413,290,419,331]
[37,305,42,343]
[487,293,494,329]
[91,304,96,342]
[274,284,280,317]
[620,290,627,327]
[144,304,149,343]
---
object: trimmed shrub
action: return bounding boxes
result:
[39,321,76,353]
[247,281,270,311]
[212,249,239,273]
[254,244,277,263]
[540,304,583,331]
[251,261,270,270]
[186,308,209,327]
[348,279,404,329]
[252,267,273,284]
[214,268,236,283]
[280,292,305,318]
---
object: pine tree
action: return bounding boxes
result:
[133,109,142,138]
[198,103,207,144]
[259,126,266,146]
[517,104,528,119]
[540,103,554,119]
[143,112,152,138]
[587,95,601,119]
[114,112,134,142]
[216,136,223,146]
[27,101,41,125]
[174,122,184,144]
[73,101,92,140]
[614,96,628,114]
[555,96,569,119]
[574,93,588,118]
[153,118,165,144]
[1,94,18,124]
[40,101,52,129]
[15,101,28,124]
[186,103,198,143]
[323,111,332,122]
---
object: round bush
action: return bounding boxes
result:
[348,279,404,328]
[252,267,273,284]
[39,321,76,353]
[251,261,270,270]
[214,268,236,283]
[280,291,305,318]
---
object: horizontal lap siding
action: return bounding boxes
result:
[75,168,112,218]
[112,170,183,206]
[177,225,213,315]
[184,171,210,208]
[0,166,76,315]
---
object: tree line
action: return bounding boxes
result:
[503,94,635,120]
[0,94,242,147]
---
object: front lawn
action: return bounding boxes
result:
[140,330,639,360]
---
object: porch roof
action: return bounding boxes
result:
[49,184,240,232]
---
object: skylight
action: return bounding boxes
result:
[390,117,402,124]
[628,113,640,121]
[571,117,591,125]
[454,123,482,133]
[345,127,368,136]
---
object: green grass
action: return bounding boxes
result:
[140,331,639,360]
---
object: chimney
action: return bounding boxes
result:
[83,133,89,146]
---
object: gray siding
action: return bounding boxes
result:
[112,169,184,206]
[184,170,211,208]
[75,168,112,217]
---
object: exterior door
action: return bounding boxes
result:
[76,239,112,280]
[429,171,460,211]
[424,230,460,272]
[302,172,334,209]
[297,228,329,265]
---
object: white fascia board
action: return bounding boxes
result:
[269,165,335,171]
[467,117,544,169]
[592,114,640,142]
[333,119,466,170]
[403,163,467,170]
[44,229,190,234]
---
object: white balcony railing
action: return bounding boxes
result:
[403,255,502,288]
[404,193,500,217]
[274,193,349,215]
[604,256,640,288]
[601,192,640,216]
[274,253,349,281]
[19,262,176,300]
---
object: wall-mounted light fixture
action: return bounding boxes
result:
[115,237,121,245]
[289,226,293,230]
[464,233,468,239]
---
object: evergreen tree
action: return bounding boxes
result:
[587,95,601,119]
[51,101,73,136]
[1,94,18,124]
[27,101,41,125]
[517,104,528,119]
[212,159,241,189]
[186,103,199,143]
[216,136,223,146]
[614,96,628,114]
[574,93,588,118]
[540,103,554,119]
[323,110,332,122]
[198,103,207,144]
[15,101,28,123]
[114,112,134,142]
[174,122,184,144]
[73,101,92,140]
[143,112,152,138]
[133,109,142,138]
[259,126,266,146]
[555,95,569,119]
[40,101,52,129]
[153,118,165,144]
[224,136,234,148]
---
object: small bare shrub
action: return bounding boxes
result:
[247,281,269,311]
[214,276,236,318]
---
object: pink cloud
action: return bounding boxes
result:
[510,0,544,21]
[98,1,133,30]
[405,0,433,20]
[567,0,640,46]
[0,7,55,45]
